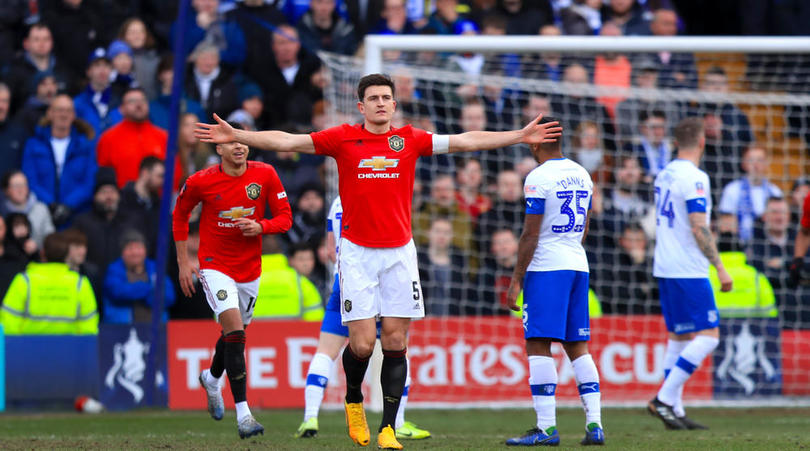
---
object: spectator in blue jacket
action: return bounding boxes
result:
[21,94,97,228]
[296,0,359,56]
[170,0,247,69]
[102,229,175,324]
[73,47,123,137]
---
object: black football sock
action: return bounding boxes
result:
[223,330,247,403]
[379,348,407,432]
[343,345,371,404]
[210,333,226,378]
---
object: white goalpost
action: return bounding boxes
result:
[363,35,810,75]
[317,35,810,408]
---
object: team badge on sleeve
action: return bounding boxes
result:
[245,183,262,200]
[695,182,705,196]
[388,135,404,152]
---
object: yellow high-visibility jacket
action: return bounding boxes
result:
[252,254,324,321]
[709,252,777,318]
[0,262,98,335]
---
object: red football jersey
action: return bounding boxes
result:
[311,124,434,247]
[802,191,810,229]
[172,161,292,282]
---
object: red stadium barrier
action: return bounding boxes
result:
[781,329,810,396]
[167,316,712,409]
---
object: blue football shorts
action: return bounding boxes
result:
[657,277,719,334]
[523,270,591,342]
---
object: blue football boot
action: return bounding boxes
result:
[580,423,605,445]
[506,427,560,446]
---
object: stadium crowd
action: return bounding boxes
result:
[1,0,810,333]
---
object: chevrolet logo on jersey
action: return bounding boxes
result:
[218,206,255,220]
[359,156,399,171]
[357,156,401,179]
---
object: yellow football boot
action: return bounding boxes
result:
[344,401,370,446]
[377,425,403,450]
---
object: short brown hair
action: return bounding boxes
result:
[357,73,395,101]
[43,232,69,263]
[673,117,704,149]
[61,228,88,247]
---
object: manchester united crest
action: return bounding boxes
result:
[216,290,228,301]
[388,135,404,152]
[245,183,261,200]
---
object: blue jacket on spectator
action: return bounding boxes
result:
[21,125,97,219]
[102,258,176,324]
[170,12,247,68]
[149,95,206,130]
[73,87,123,136]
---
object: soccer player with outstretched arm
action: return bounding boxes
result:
[648,117,733,430]
[172,124,293,439]
[195,73,561,450]
[505,116,605,447]
[295,196,430,441]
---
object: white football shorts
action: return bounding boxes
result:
[199,269,260,325]
[338,237,425,323]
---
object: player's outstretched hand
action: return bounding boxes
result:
[521,114,562,145]
[194,113,235,144]
[234,218,262,237]
[506,278,522,312]
[178,261,200,298]
[717,267,733,292]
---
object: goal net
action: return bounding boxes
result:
[317,36,810,407]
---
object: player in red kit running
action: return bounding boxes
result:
[195,74,561,449]
[791,191,810,286]
[173,124,292,439]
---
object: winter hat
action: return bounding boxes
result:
[94,167,118,194]
[107,40,134,60]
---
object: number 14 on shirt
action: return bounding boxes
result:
[655,187,675,228]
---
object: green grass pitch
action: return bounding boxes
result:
[1,407,808,449]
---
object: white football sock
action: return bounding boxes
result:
[658,336,719,407]
[395,358,411,429]
[571,354,601,428]
[203,368,225,390]
[235,401,251,423]
[662,339,689,416]
[304,353,334,421]
[528,355,557,433]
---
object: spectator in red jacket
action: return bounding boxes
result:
[96,87,169,189]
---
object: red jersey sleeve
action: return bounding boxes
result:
[411,127,434,157]
[802,191,810,229]
[258,166,293,234]
[172,175,201,241]
[310,125,345,157]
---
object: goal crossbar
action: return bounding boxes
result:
[364,35,810,75]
